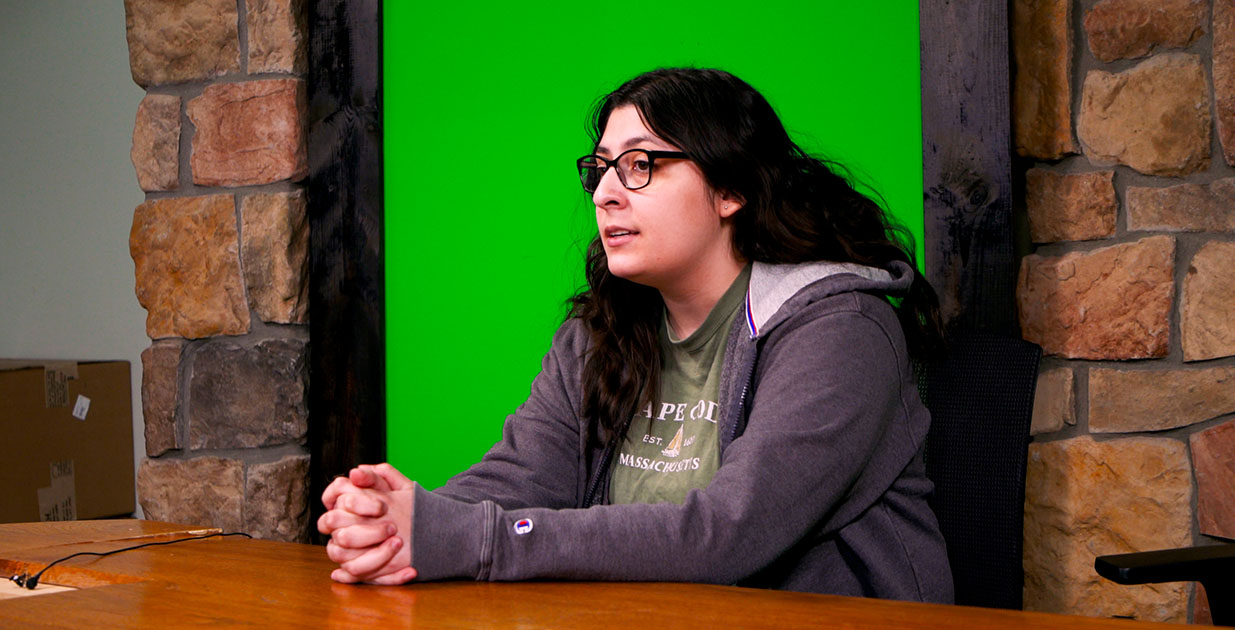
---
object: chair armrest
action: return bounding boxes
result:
[1095,544,1235,585]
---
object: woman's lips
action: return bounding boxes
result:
[604,227,639,246]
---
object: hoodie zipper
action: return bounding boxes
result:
[582,440,614,508]
[729,346,758,445]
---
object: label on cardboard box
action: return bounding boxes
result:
[42,362,77,408]
[37,460,76,522]
[72,395,90,421]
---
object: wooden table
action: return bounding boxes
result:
[0,520,1207,629]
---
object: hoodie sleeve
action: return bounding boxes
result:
[428,320,590,511]
[411,294,928,586]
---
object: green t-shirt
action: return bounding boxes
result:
[610,265,752,505]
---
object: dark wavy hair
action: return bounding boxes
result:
[568,68,942,447]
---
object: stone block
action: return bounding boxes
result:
[123,0,240,87]
[1089,367,1235,433]
[1031,367,1075,435]
[138,456,244,532]
[188,79,307,187]
[1191,419,1235,540]
[130,195,250,339]
[141,340,184,457]
[241,191,308,324]
[1018,236,1174,359]
[1127,179,1235,232]
[247,0,307,74]
[1197,583,1213,625]
[1214,0,1235,165]
[245,454,310,542]
[1078,53,1210,176]
[1024,436,1191,622]
[1013,0,1077,159]
[1083,0,1206,62]
[1182,240,1235,361]
[130,94,180,191]
[187,339,308,449]
[1025,169,1116,243]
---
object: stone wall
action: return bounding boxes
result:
[1014,0,1235,624]
[123,0,311,543]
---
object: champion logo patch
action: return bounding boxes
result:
[513,518,533,535]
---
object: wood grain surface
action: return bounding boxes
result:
[0,521,1210,629]
[920,0,1018,334]
[305,0,386,545]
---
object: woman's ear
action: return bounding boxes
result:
[717,190,745,218]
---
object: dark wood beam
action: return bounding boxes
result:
[305,0,384,542]
[920,0,1017,335]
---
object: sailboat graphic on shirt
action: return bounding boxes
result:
[662,426,684,457]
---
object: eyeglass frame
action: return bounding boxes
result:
[576,148,690,193]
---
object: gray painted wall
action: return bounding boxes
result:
[0,2,147,515]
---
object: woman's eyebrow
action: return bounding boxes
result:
[595,135,665,156]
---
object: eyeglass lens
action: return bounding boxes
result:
[578,150,654,193]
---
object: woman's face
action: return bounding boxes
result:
[592,105,742,294]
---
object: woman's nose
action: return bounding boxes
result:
[591,168,626,207]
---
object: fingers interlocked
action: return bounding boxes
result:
[319,464,417,585]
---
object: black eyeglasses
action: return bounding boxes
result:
[576,148,689,193]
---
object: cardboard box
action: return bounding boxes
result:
[0,360,135,523]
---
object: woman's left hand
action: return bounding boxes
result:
[318,465,418,585]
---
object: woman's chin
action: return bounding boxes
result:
[606,261,650,286]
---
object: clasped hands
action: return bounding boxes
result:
[317,463,418,584]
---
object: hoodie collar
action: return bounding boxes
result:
[744,260,915,338]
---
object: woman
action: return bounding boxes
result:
[318,68,953,602]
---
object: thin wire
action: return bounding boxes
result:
[8,531,252,590]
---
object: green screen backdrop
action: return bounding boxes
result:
[385,3,923,489]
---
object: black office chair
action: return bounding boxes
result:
[1095,544,1235,626]
[918,330,1043,609]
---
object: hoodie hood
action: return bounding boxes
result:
[745,260,915,338]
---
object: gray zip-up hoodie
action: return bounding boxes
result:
[409,260,954,603]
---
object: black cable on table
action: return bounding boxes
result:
[7,531,252,590]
